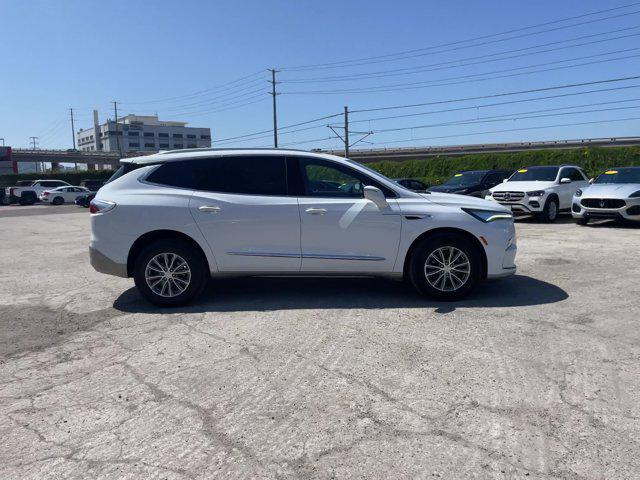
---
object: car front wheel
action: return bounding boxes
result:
[538,197,558,223]
[133,239,207,307]
[408,233,482,301]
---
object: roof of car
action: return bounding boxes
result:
[122,148,342,165]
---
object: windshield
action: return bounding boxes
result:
[594,167,640,184]
[443,171,485,186]
[508,166,559,182]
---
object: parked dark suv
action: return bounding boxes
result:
[394,178,429,192]
[428,169,512,197]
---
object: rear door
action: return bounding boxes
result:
[293,156,401,273]
[189,155,301,272]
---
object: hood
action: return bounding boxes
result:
[422,192,511,212]
[428,184,475,193]
[580,183,640,198]
[490,180,555,193]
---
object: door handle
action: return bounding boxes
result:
[305,207,327,215]
[199,205,221,213]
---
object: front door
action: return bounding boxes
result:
[558,167,589,209]
[294,157,401,273]
[189,155,301,272]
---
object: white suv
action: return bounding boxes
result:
[90,149,517,306]
[486,165,589,222]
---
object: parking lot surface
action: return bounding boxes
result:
[1,209,639,479]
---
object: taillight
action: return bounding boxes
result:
[9,188,15,196]
[43,191,50,196]
[89,199,116,214]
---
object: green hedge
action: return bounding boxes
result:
[0,170,114,187]
[366,146,640,186]
[3,146,638,188]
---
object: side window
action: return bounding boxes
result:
[570,168,585,181]
[197,156,287,195]
[298,157,395,198]
[560,168,574,181]
[302,161,363,198]
[145,160,199,189]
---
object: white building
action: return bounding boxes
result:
[77,114,211,153]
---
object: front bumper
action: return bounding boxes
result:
[89,246,128,278]
[485,194,546,214]
[572,197,640,222]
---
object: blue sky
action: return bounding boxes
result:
[1,0,639,151]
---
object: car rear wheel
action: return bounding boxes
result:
[52,196,64,205]
[408,233,482,301]
[133,239,207,307]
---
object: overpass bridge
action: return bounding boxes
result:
[4,136,640,171]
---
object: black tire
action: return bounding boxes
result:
[408,233,482,301]
[575,217,589,226]
[133,239,208,307]
[52,196,64,205]
[18,196,35,206]
[537,197,559,223]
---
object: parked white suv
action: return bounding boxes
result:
[485,165,589,222]
[90,149,517,306]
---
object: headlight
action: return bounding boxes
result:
[526,190,545,197]
[575,189,583,197]
[462,208,513,223]
[630,190,640,198]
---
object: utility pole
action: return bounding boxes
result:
[327,106,372,157]
[269,69,279,147]
[113,101,122,157]
[344,106,349,158]
[69,108,76,150]
[29,136,40,172]
[69,108,78,170]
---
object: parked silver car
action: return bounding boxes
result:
[572,167,640,224]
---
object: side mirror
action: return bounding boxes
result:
[363,185,388,209]
[589,178,594,184]
[560,177,571,184]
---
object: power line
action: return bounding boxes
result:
[281,2,640,71]
[161,91,268,116]
[214,123,330,146]
[368,99,640,134]
[369,116,640,146]
[339,83,640,125]
[349,74,640,113]
[212,111,344,143]
[119,70,266,105]
[281,26,640,84]
[172,96,269,118]
[156,85,268,112]
[283,48,640,95]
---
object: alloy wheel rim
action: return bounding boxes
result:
[549,201,557,219]
[424,246,471,292]
[145,253,191,298]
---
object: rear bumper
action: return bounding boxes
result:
[89,246,128,278]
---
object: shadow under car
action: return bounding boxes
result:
[113,274,568,315]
